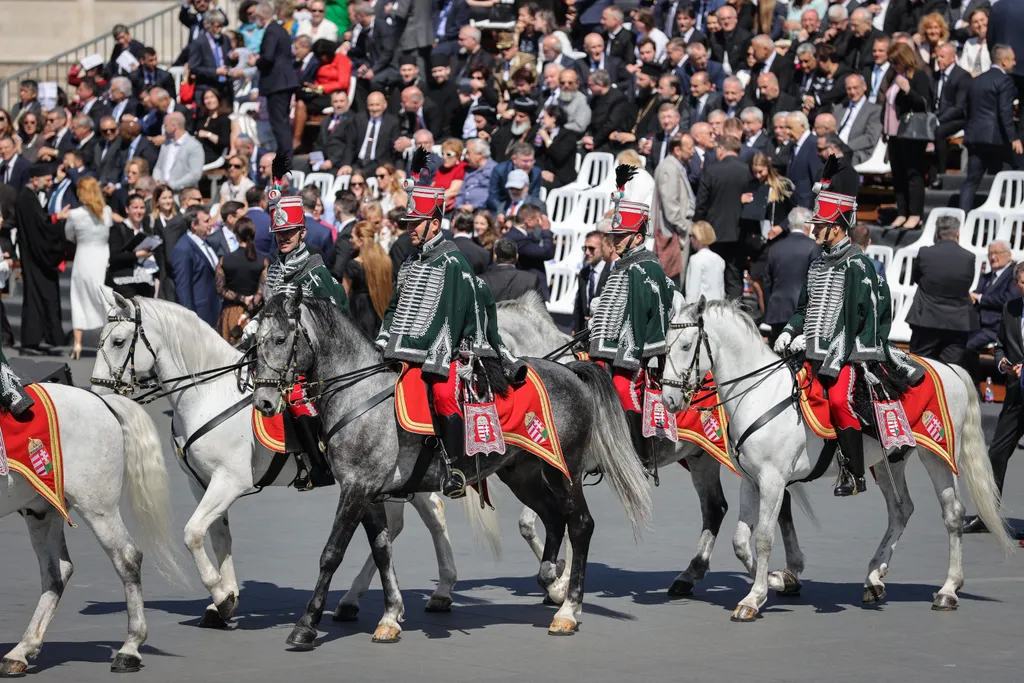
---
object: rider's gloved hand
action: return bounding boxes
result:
[789,334,806,353]
[773,331,791,354]
[238,317,259,350]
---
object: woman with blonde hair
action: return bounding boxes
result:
[915,12,948,71]
[65,176,113,358]
[747,152,795,233]
[374,164,408,213]
[473,210,500,250]
[219,154,255,203]
[684,221,726,304]
[433,139,467,213]
[343,221,393,339]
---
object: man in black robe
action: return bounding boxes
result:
[15,163,67,353]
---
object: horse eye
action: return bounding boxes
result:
[274,335,286,346]
[112,338,126,348]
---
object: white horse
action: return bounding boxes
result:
[0,386,182,676]
[661,297,1012,621]
[89,294,479,628]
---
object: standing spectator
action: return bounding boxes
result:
[153,112,205,190]
[450,210,491,275]
[216,217,267,343]
[967,240,1018,356]
[851,223,886,279]
[196,89,232,165]
[583,70,635,154]
[684,220,726,303]
[131,48,178,98]
[711,5,753,76]
[832,73,883,166]
[432,139,467,213]
[534,105,578,190]
[392,0,434,73]
[188,9,234,105]
[65,177,112,359]
[250,1,300,168]
[652,132,696,286]
[963,263,1024,534]
[247,185,274,259]
[177,0,211,65]
[16,164,68,353]
[907,216,976,363]
[487,143,542,213]
[238,0,267,51]
[172,205,220,327]
[689,71,723,123]
[209,201,245,259]
[844,8,884,73]
[328,190,359,278]
[456,138,496,211]
[694,135,750,299]
[880,41,934,229]
[0,136,30,190]
[755,72,800,124]
[740,106,774,157]
[504,203,554,278]
[479,238,548,302]
[299,186,336,258]
[785,111,823,208]
[348,2,400,93]
[106,193,158,299]
[573,230,610,333]
[643,103,684,171]
[601,6,636,63]
[930,43,971,185]
[298,0,340,41]
[762,206,819,340]
[958,7,991,78]
[342,221,393,339]
[17,113,44,163]
[959,46,1022,212]
[473,209,500,250]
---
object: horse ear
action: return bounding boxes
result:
[111,289,130,311]
[286,286,304,314]
[697,294,707,315]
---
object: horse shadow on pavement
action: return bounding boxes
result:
[0,641,178,676]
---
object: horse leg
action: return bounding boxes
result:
[185,475,246,626]
[410,493,458,613]
[768,491,806,596]
[732,477,759,577]
[920,452,964,611]
[0,510,73,677]
[518,506,545,562]
[669,453,728,597]
[286,489,370,650]
[361,501,405,643]
[863,456,913,606]
[500,467,567,605]
[549,483,595,635]
[334,500,406,622]
[733,472,786,622]
[77,507,149,672]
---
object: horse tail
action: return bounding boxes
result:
[102,394,190,586]
[462,486,503,560]
[950,364,1015,555]
[787,483,821,531]
[567,360,653,539]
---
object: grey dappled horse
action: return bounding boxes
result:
[252,292,651,644]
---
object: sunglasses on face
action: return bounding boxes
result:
[101,127,117,133]
[228,163,244,169]
[443,151,458,158]
[375,172,387,179]
[351,180,366,186]
[582,245,598,253]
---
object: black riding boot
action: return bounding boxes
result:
[626,411,658,485]
[291,415,334,491]
[834,427,867,497]
[434,414,468,498]
[0,358,33,417]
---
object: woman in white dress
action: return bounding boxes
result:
[684,221,726,304]
[65,176,112,359]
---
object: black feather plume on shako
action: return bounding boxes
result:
[812,154,839,194]
[404,147,431,190]
[265,152,293,210]
[615,163,637,192]
[271,152,290,186]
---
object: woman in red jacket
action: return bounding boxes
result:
[293,38,352,151]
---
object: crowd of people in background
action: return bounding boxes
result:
[0,0,1021,379]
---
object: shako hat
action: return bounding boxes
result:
[399,147,444,223]
[608,164,650,236]
[271,195,305,232]
[810,154,858,229]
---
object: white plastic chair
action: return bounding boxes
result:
[564,188,610,228]
[888,285,916,344]
[999,210,1024,259]
[288,170,306,191]
[970,250,988,291]
[906,207,965,249]
[853,139,890,175]
[303,172,336,202]
[865,244,894,272]
[961,208,1004,251]
[575,152,614,188]
[546,187,578,225]
[365,176,379,198]
[332,174,350,197]
[888,248,919,289]
[545,264,578,316]
[978,171,1024,213]
[168,66,185,98]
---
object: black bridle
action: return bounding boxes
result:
[661,312,716,408]
[252,308,312,398]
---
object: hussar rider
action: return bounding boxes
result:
[242,191,349,490]
[376,150,527,498]
[588,165,681,481]
[774,155,924,496]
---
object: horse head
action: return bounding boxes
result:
[90,290,159,395]
[662,294,713,413]
[253,288,314,417]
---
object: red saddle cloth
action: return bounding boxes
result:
[395,363,570,480]
[1,384,71,524]
[797,357,957,473]
[675,374,737,476]
[253,410,287,453]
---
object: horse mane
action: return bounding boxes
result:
[703,299,764,343]
[264,294,378,361]
[137,297,242,372]
[496,291,548,317]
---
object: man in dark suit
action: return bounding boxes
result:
[250,3,299,167]
[104,24,146,80]
[115,119,159,180]
[573,230,611,333]
[644,103,685,172]
[694,136,750,299]
[246,186,274,260]
[480,238,548,303]
[0,137,31,190]
[689,71,724,123]
[600,6,636,64]
[76,78,112,129]
[329,191,360,278]
[747,34,795,98]
[763,206,821,340]
[93,116,123,186]
[963,263,1024,534]
[206,200,246,258]
[395,86,447,144]
[574,34,632,93]
[71,115,100,173]
[710,5,752,76]
[107,78,142,123]
[907,216,977,363]
[503,204,554,283]
[294,36,321,86]
[450,212,490,275]
[171,205,221,328]
[959,47,1022,211]
[130,48,178,99]
[755,72,800,125]
[740,106,774,158]
[931,43,972,187]
[188,9,234,104]
[843,8,884,73]
[176,0,209,65]
[312,90,352,171]
[988,0,1024,108]
[340,91,400,176]
[299,186,335,261]
[349,3,400,94]
[786,111,824,208]
[681,41,727,95]
[968,240,1019,354]
[583,70,636,154]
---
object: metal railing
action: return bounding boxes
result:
[0,0,238,109]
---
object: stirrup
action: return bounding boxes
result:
[833,470,866,497]
[442,469,467,499]
[293,455,314,492]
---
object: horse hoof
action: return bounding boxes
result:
[667,579,695,598]
[332,603,360,622]
[371,624,402,643]
[862,585,887,605]
[216,593,238,621]
[285,626,318,651]
[775,570,802,597]
[730,605,759,622]
[198,607,229,629]
[932,594,958,611]
[0,658,28,678]
[555,559,566,577]
[424,596,452,613]
[547,617,577,636]
[110,653,142,673]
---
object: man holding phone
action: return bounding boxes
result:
[964,263,1024,537]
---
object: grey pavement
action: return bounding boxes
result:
[2,354,1024,683]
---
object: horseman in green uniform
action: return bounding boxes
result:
[376,152,527,498]
[588,165,681,482]
[774,155,924,496]
[243,191,349,490]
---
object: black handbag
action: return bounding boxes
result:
[896,112,939,141]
